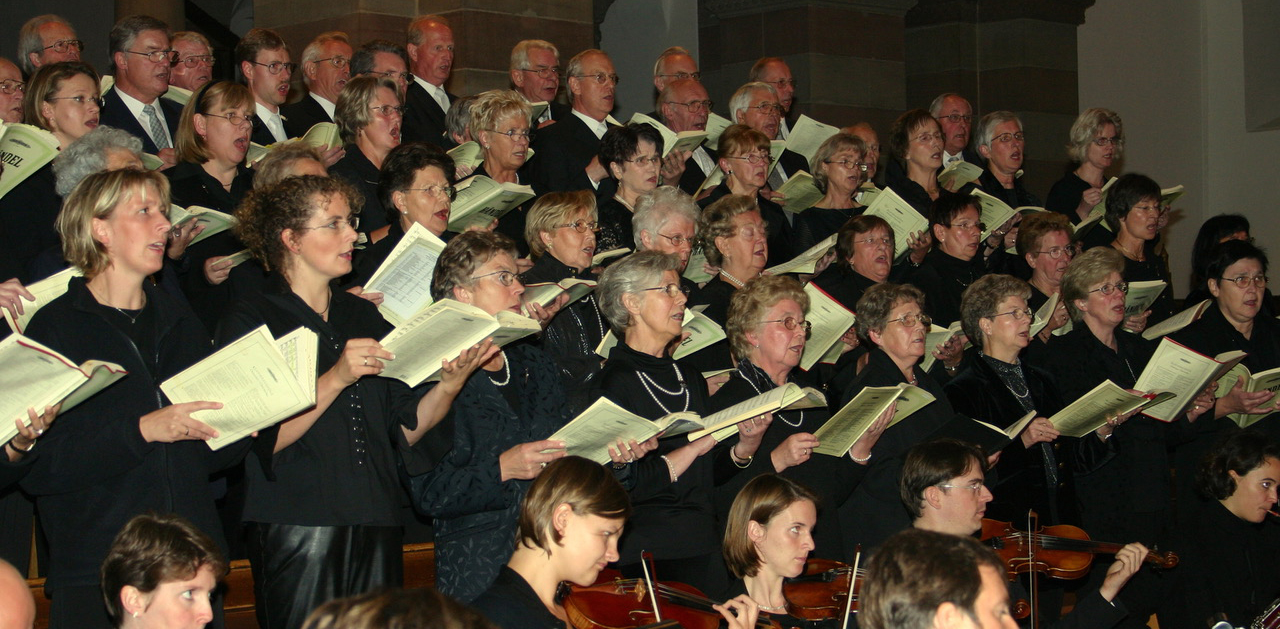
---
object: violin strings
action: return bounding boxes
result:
[998,533,1147,556]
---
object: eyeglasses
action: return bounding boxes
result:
[658,71,701,81]
[948,221,985,233]
[991,131,1025,143]
[1131,203,1168,217]
[1033,244,1080,259]
[404,184,457,201]
[938,480,984,494]
[41,39,83,54]
[1092,136,1121,147]
[624,155,661,167]
[747,102,782,115]
[886,312,931,328]
[472,270,518,286]
[250,60,298,75]
[735,225,766,240]
[642,283,690,299]
[555,220,599,233]
[824,159,868,173]
[1219,275,1269,289]
[759,316,812,336]
[489,128,532,141]
[666,99,714,113]
[313,56,350,69]
[364,70,412,83]
[369,105,405,117]
[727,153,769,165]
[298,215,360,232]
[572,73,620,85]
[988,307,1033,322]
[45,95,103,108]
[0,80,24,95]
[853,236,892,248]
[176,54,215,68]
[126,49,180,64]
[1088,281,1129,296]
[766,78,797,89]
[937,113,973,124]
[520,66,561,79]
[657,232,693,246]
[202,111,254,128]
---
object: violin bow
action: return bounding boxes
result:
[640,550,662,622]
[840,546,861,629]
[1026,510,1039,629]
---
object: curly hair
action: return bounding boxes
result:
[234,175,363,274]
[854,282,925,344]
[430,230,519,302]
[698,194,763,267]
[725,275,809,360]
[959,274,1030,349]
[302,587,495,629]
[1196,431,1280,502]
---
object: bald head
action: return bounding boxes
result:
[0,560,34,629]
[844,122,880,181]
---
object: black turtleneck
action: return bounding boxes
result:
[907,247,989,325]
[522,253,606,398]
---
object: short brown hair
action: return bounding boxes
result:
[1015,212,1071,257]
[303,588,494,629]
[431,230,519,302]
[176,81,254,164]
[723,474,818,579]
[525,190,597,258]
[835,214,893,263]
[959,274,1030,348]
[235,27,287,66]
[888,109,937,161]
[235,175,363,275]
[854,283,925,344]
[860,529,1004,629]
[698,194,762,267]
[336,75,399,144]
[1059,247,1124,321]
[100,513,227,627]
[24,61,99,131]
[725,275,809,360]
[717,123,770,160]
[516,456,630,553]
[810,132,865,194]
[57,168,170,279]
[900,438,987,520]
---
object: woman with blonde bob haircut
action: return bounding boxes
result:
[27,168,245,626]
[467,89,535,254]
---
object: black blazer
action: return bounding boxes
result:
[402,81,452,148]
[524,111,613,195]
[281,93,333,138]
[99,88,182,155]
[774,147,809,182]
[250,113,283,146]
[675,145,718,196]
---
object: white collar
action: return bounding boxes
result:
[571,108,616,139]
[255,101,282,119]
[413,75,447,99]
[310,93,336,119]
[944,150,963,164]
[114,86,159,117]
[255,102,287,143]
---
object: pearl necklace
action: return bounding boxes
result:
[719,270,747,288]
[740,361,802,427]
[637,365,689,414]
[488,352,511,386]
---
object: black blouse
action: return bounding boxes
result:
[595,195,635,256]
[795,205,862,254]
[0,164,60,283]
[521,253,607,399]
[330,143,387,235]
[472,566,564,629]
[1044,172,1091,223]
[906,247,989,326]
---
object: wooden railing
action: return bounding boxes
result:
[28,543,436,629]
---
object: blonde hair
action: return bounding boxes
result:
[725,275,809,360]
[57,169,170,278]
[335,75,399,144]
[176,81,253,164]
[525,190,597,258]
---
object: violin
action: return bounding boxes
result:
[561,569,780,629]
[781,558,861,620]
[980,518,1179,581]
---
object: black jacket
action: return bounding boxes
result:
[524,111,614,195]
[473,566,562,629]
[675,145,718,196]
[251,113,282,146]
[281,94,333,138]
[402,81,453,148]
[1163,500,1280,629]
[0,163,59,283]
[99,89,182,154]
[329,143,388,235]
[521,253,607,399]
[22,276,250,591]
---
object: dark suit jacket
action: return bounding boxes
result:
[281,94,333,138]
[523,111,614,195]
[676,145,717,195]
[250,113,281,146]
[774,147,809,182]
[402,81,452,148]
[99,88,182,155]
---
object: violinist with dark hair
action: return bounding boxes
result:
[472,455,760,629]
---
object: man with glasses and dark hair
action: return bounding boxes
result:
[0,58,23,123]
[899,438,1146,629]
[236,27,295,145]
[525,49,620,196]
[403,14,455,147]
[169,31,215,92]
[283,31,352,137]
[17,15,81,77]
[352,39,411,97]
[101,15,182,164]
[659,78,716,195]
[509,39,566,126]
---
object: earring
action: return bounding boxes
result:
[727,169,734,175]
[483,144,490,149]
[132,611,140,619]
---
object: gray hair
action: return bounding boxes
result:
[597,250,683,332]
[300,31,350,82]
[974,111,1021,153]
[109,15,170,73]
[728,82,777,122]
[18,15,75,75]
[510,39,558,71]
[565,49,608,105]
[351,39,407,77]
[171,31,210,50]
[445,94,478,143]
[927,93,965,118]
[53,126,143,196]
[633,186,699,250]
[652,46,691,77]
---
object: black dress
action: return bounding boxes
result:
[329,143,388,235]
[795,205,862,254]
[709,360,869,562]
[1045,172,1092,224]
[521,254,607,401]
[595,195,635,256]
[906,247,989,326]
[472,566,565,629]
[809,264,879,314]
[0,164,60,283]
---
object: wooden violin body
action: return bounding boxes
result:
[980,518,1179,582]
[781,558,861,620]
[562,573,779,629]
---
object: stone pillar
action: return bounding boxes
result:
[698,0,919,134]
[116,0,183,31]
[904,0,1094,197]
[253,0,595,98]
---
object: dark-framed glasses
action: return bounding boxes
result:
[824,159,868,173]
[656,232,692,246]
[625,155,661,167]
[658,71,701,81]
[937,113,973,124]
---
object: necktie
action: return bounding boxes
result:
[143,104,170,150]
[946,154,960,167]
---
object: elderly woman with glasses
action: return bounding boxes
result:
[700,124,792,266]
[1105,173,1175,329]
[597,123,664,255]
[1046,108,1123,225]
[633,186,699,278]
[1016,213,1077,343]
[975,111,1039,210]
[523,191,608,394]
[810,215,902,313]
[835,283,965,554]
[331,75,402,236]
[1032,248,1214,557]
[467,89,536,256]
[794,132,869,253]
[410,230,584,603]
[690,194,769,326]
[0,61,100,283]
[710,275,891,562]
[594,250,754,594]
